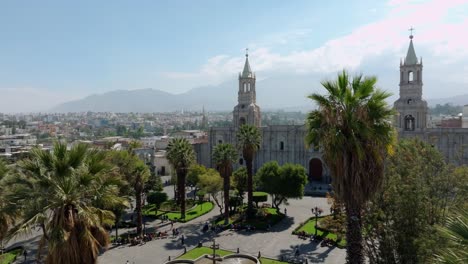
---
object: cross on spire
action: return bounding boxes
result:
[245,48,249,57]
[409,27,415,39]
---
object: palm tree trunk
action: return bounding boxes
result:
[246,158,253,217]
[179,172,186,219]
[345,202,364,264]
[135,189,143,236]
[223,165,231,224]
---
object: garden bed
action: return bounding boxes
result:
[143,201,214,223]
[293,216,346,248]
[215,207,285,231]
[0,248,23,264]
[177,246,287,264]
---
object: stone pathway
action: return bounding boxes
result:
[99,194,345,264]
[5,178,345,263]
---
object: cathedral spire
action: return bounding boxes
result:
[405,28,418,65]
[242,48,253,78]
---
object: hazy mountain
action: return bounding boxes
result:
[51,74,468,113]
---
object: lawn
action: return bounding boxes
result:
[0,249,22,264]
[177,246,287,264]
[143,201,214,223]
[214,207,284,230]
[295,217,346,248]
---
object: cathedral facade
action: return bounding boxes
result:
[203,53,331,184]
[198,36,468,184]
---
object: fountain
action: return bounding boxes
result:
[164,240,260,264]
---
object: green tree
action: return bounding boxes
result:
[434,210,468,263]
[232,167,248,200]
[0,158,16,253]
[187,164,207,190]
[212,143,237,224]
[363,139,467,263]
[306,71,395,264]
[7,142,127,264]
[108,150,149,236]
[197,169,223,215]
[256,162,307,210]
[147,192,168,214]
[236,124,261,217]
[166,138,195,220]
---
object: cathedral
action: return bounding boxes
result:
[198,35,468,184]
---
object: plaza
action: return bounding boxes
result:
[97,179,345,263]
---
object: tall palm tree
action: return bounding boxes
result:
[306,70,395,264]
[107,150,148,236]
[434,210,468,263]
[166,138,195,220]
[236,124,261,216]
[0,158,16,254]
[212,143,237,224]
[6,142,127,264]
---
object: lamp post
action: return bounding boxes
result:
[311,206,323,237]
[209,239,220,264]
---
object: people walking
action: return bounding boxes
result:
[23,249,27,262]
[181,234,185,245]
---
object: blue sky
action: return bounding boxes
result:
[1,0,467,112]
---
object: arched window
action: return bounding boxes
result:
[243,83,247,92]
[247,83,251,92]
[408,71,414,83]
[280,141,284,150]
[239,117,246,126]
[218,140,223,144]
[405,115,415,131]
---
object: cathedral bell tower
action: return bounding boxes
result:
[233,50,261,128]
[394,31,428,132]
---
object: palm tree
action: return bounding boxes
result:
[166,138,195,220]
[434,210,468,263]
[236,124,261,216]
[6,142,127,264]
[306,70,395,264]
[108,150,148,236]
[212,143,237,224]
[0,158,16,254]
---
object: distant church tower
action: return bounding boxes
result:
[394,31,428,132]
[233,50,261,128]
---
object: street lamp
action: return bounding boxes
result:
[311,206,323,237]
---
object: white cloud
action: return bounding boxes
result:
[161,0,468,90]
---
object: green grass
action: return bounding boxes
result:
[0,249,22,264]
[177,246,287,264]
[214,207,284,230]
[296,217,346,248]
[143,201,214,223]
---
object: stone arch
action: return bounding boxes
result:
[405,114,415,131]
[309,158,323,181]
[239,117,246,126]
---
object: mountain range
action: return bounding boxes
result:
[51,75,468,113]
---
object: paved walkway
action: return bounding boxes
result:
[6,178,345,263]
[99,192,345,264]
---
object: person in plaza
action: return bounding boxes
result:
[284,208,287,216]
[295,246,300,257]
[181,234,185,245]
[23,249,27,261]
